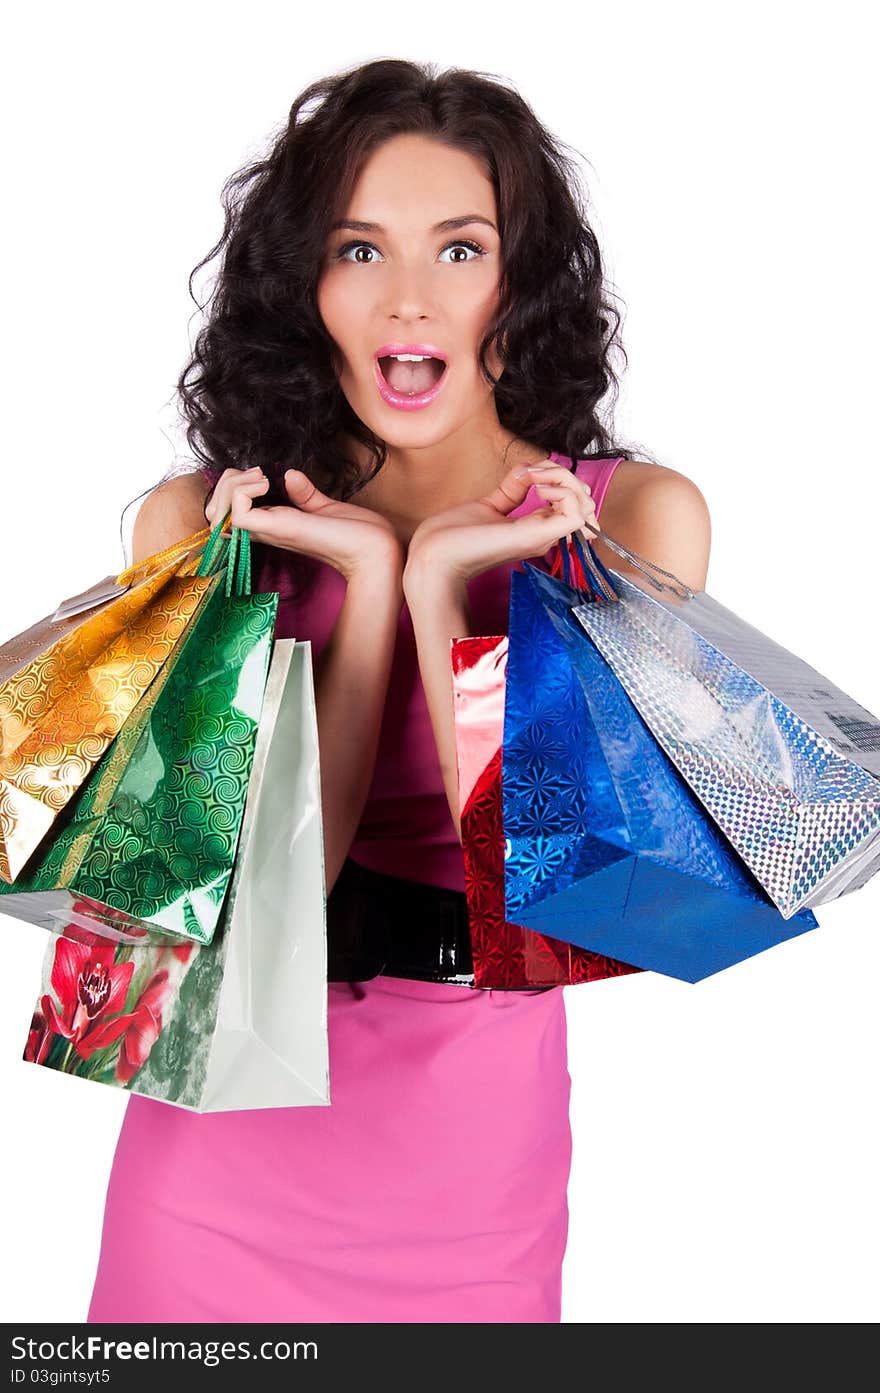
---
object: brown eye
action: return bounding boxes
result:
[438,240,486,264]
[336,241,383,263]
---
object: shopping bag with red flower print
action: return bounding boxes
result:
[0,524,278,948]
[452,632,640,989]
[23,638,329,1112]
[0,523,216,883]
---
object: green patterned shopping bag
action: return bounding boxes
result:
[0,523,278,946]
[23,639,329,1113]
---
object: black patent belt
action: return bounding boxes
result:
[325,857,474,985]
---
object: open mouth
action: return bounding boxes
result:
[377,355,447,396]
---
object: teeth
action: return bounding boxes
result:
[388,352,430,362]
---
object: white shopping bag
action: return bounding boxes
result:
[22,639,330,1111]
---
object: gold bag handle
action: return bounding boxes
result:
[50,525,216,624]
[115,524,215,585]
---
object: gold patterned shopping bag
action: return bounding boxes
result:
[0,525,211,684]
[0,525,218,882]
[0,522,279,948]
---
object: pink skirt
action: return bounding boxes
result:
[87,975,573,1323]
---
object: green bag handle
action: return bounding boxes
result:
[193,509,252,597]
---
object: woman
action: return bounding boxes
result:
[87,58,710,1324]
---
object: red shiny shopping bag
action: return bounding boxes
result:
[452,633,640,990]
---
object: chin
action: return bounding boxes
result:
[376,415,457,446]
[353,398,461,446]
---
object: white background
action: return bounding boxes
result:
[2,0,877,1324]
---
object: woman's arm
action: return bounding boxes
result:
[132,473,404,892]
[590,464,712,595]
[310,551,402,888]
[402,566,472,842]
[403,463,711,841]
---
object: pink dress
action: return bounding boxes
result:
[86,452,624,1324]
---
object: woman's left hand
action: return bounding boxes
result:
[401,458,598,841]
[403,458,598,592]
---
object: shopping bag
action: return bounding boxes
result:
[0,526,278,946]
[571,544,880,918]
[502,558,819,982]
[23,638,329,1112]
[0,525,212,684]
[0,526,217,882]
[452,633,641,989]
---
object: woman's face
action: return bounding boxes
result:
[317,133,504,448]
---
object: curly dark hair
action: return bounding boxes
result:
[123,58,655,595]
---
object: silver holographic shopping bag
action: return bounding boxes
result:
[570,525,880,920]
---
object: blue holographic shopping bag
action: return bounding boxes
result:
[502,552,819,983]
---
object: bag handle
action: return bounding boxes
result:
[53,513,249,625]
[194,509,251,596]
[551,526,694,602]
[114,506,251,598]
[577,518,696,600]
[115,524,214,588]
[553,527,616,599]
[553,452,696,601]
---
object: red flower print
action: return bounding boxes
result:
[41,936,136,1062]
[23,1010,52,1065]
[115,967,174,1085]
[155,941,196,967]
[171,942,195,962]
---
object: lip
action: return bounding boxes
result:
[373,344,449,412]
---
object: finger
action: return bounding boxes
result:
[205,483,268,527]
[487,460,595,517]
[533,482,586,501]
[508,499,597,557]
[214,466,265,498]
[228,484,264,528]
[527,465,593,508]
[227,481,304,538]
[481,460,549,516]
[220,466,262,482]
[533,482,598,523]
[205,476,268,525]
[524,463,588,484]
[284,469,334,511]
[206,466,266,515]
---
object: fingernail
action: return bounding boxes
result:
[526,463,555,472]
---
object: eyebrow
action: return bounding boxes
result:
[328,214,498,234]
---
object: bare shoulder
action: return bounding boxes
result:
[593,457,712,593]
[131,470,212,565]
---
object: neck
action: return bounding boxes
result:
[343,409,548,534]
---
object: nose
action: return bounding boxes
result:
[384,260,435,323]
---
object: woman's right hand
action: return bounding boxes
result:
[204,466,404,582]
